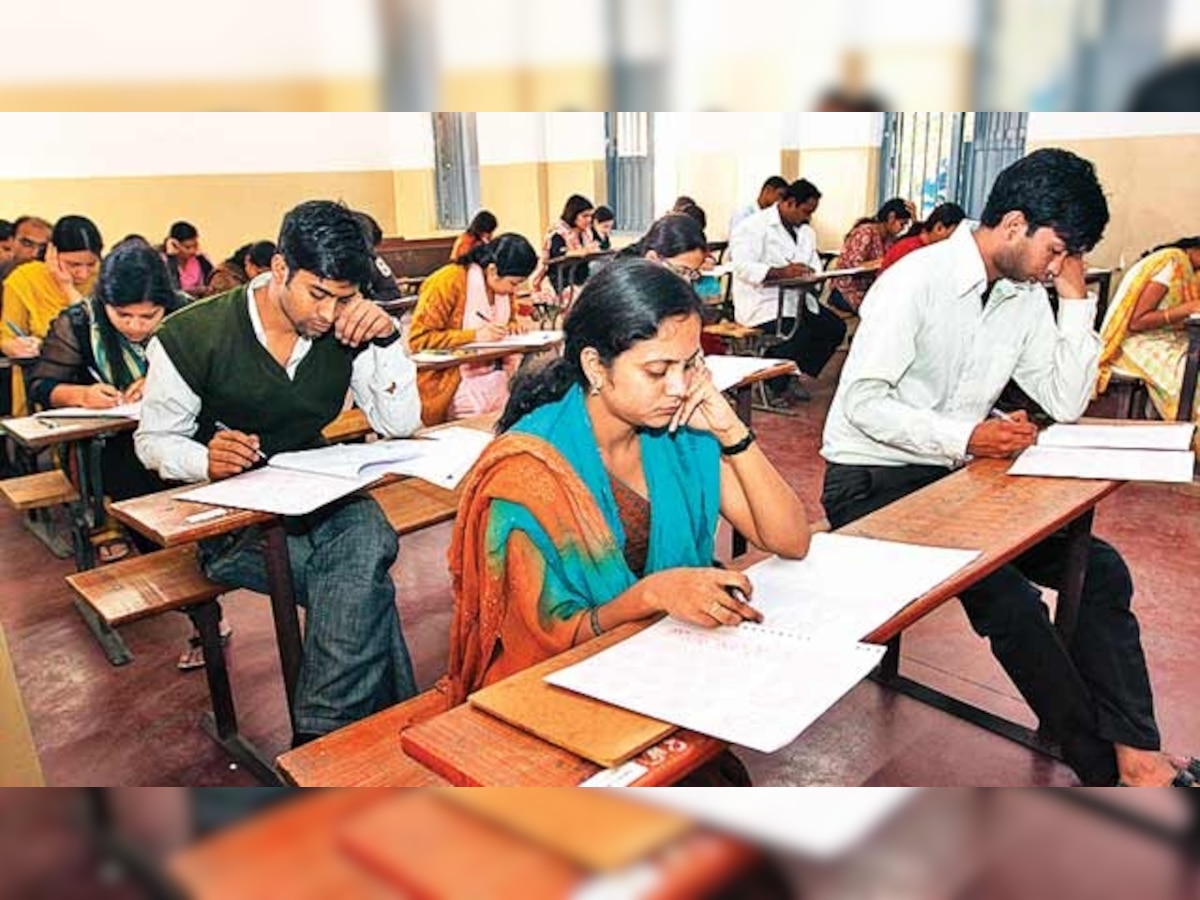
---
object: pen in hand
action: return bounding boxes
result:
[989,408,1015,423]
[214,420,268,461]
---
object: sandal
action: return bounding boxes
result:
[176,620,233,672]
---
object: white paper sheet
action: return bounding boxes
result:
[33,401,142,420]
[376,425,494,489]
[1008,445,1195,483]
[461,330,564,350]
[1037,422,1195,452]
[743,533,980,643]
[705,356,793,392]
[546,618,885,754]
[177,466,370,517]
[268,439,433,481]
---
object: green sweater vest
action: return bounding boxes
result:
[156,285,354,456]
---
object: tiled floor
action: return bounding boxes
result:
[2,349,1198,786]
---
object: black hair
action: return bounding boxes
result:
[13,215,51,233]
[761,176,789,193]
[849,197,912,234]
[277,200,374,290]
[0,220,12,242]
[560,194,594,228]
[458,232,538,277]
[979,148,1109,255]
[619,214,707,260]
[921,202,966,232]
[466,210,498,238]
[226,242,253,268]
[498,258,703,432]
[354,211,384,248]
[672,196,697,212]
[119,234,150,246]
[1144,235,1200,258]
[168,221,198,243]
[593,205,615,224]
[1127,57,1200,111]
[92,243,182,389]
[783,178,822,205]
[676,202,707,232]
[247,240,277,268]
[52,215,104,255]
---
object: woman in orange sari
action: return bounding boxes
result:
[447,258,811,703]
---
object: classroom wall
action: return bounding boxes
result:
[1027,113,1200,271]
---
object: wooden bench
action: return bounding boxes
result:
[377,236,457,294]
[65,545,279,783]
[0,469,80,510]
[369,478,460,535]
[276,689,451,786]
[320,408,373,444]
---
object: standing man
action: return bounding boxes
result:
[136,200,423,745]
[731,178,847,403]
[821,148,1193,787]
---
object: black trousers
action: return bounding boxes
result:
[822,462,1161,786]
[767,302,846,389]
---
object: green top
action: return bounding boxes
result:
[156,284,354,456]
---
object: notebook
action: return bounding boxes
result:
[33,401,142,420]
[462,330,564,350]
[1009,422,1196,484]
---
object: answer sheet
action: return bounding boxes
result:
[1008,445,1195,483]
[705,356,793,392]
[1037,422,1195,451]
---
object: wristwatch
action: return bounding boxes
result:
[719,428,756,456]
[372,317,403,348]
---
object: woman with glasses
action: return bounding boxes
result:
[445,259,809,705]
[1,215,103,415]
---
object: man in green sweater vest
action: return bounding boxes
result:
[135,201,422,745]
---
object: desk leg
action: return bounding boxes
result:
[188,600,282,785]
[731,384,752,558]
[263,522,303,737]
[1054,508,1094,645]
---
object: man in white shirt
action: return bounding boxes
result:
[821,149,1187,787]
[726,175,789,243]
[731,178,847,403]
[136,200,423,746]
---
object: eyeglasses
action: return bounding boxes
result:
[17,236,48,251]
[663,260,702,283]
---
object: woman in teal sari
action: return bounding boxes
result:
[448,258,810,701]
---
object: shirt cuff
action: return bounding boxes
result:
[938,417,979,463]
[1055,295,1098,333]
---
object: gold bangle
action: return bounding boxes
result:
[1165,308,1175,326]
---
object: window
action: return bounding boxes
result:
[431,113,480,231]
[880,113,1027,218]
[605,112,654,233]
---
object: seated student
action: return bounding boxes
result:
[530,194,599,296]
[619,213,708,278]
[728,176,789,245]
[445,258,810,700]
[206,240,276,296]
[879,202,966,272]
[591,205,615,251]
[28,240,229,665]
[354,211,403,304]
[135,200,423,745]
[163,222,214,297]
[0,215,51,285]
[408,234,538,425]
[450,210,498,261]
[730,178,847,403]
[1,215,103,416]
[821,148,1198,788]
[1098,236,1200,438]
[827,197,913,314]
[0,220,13,266]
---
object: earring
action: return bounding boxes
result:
[589,381,602,396]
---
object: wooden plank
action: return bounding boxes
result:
[110,484,271,547]
[320,408,372,444]
[65,544,226,626]
[0,414,135,451]
[0,470,79,510]
[276,690,451,787]
[468,624,676,768]
[0,622,44,786]
[845,458,1121,643]
[368,478,459,535]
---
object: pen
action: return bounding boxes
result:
[87,367,104,384]
[989,408,1016,423]
[214,420,268,461]
[5,320,28,339]
[474,310,493,324]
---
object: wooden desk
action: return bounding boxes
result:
[843,457,1121,754]
[167,789,760,900]
[414,339,562,373]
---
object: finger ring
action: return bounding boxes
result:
[709,600,723,618]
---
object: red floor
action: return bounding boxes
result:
[3,349,1199,786]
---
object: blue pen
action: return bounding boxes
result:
[5,320,29,339]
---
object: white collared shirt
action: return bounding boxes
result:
[821,222,1100,468]
[730,204,823,327]
[135,274,422,483]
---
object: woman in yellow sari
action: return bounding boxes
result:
[1098,237,1200,431]
[0,215,103,415]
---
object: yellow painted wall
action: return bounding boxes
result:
[0,79,379,112]
[479,162,546,249]
[0,171,398,264]
[440,67,608,112]
[794,147,881,252]
[391,168,454,239]
[673,152,743,241]
[1028,134,1200,271]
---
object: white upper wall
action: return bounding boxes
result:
[0,114,423,179]
[785,113,885,149]
[1028,113,1200,141]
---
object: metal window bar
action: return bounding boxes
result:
[605,112,654,233]
[431,113,480,231]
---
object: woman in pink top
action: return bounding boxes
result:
[163,221,214,297]
[828,197,913,313]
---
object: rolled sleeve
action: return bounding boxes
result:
[1012,295,1100,423]
[134,339,210,483]
[350,340,422,438]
